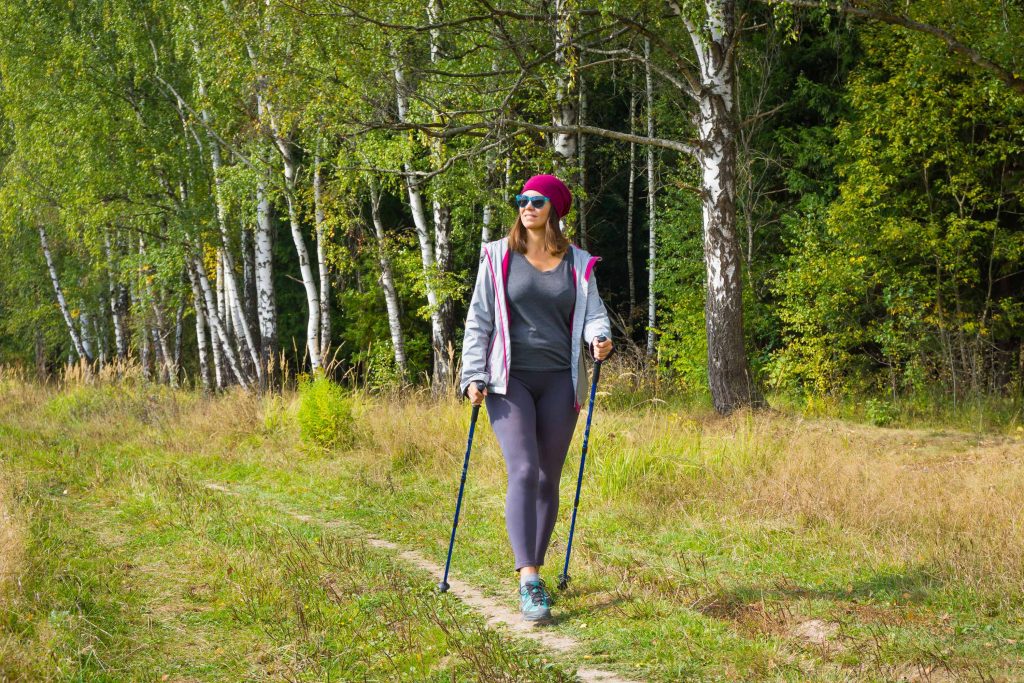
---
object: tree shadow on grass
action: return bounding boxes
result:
[721,566,944,607]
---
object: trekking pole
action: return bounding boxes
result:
[557,335,607,591]
[438,380,486,594]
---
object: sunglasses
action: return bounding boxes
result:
[515,194,550,210]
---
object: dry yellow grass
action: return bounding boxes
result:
[348,396,1024,594]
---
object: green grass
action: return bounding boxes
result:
[2,376,1023,681]
[0,384,576,682]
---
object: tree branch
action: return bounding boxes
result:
[762,0,1024,95]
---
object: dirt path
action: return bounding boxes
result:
[205,482,643,683]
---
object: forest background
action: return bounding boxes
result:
[1,0,1021,426]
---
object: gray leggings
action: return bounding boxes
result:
[485,369,579,571]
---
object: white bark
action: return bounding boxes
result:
[139,237,178,387]
[102,231,129,360]
[281,167,323,373]
[150,326,166,383]
[38,225,91,363]
[553,0,578,167]
[130,284,151,380]
[216,254,229,339]
[193,54,263,383]
[254,178,278,384]
[219,249,254,381]
[427,0,443,62]
[189,251,250,390]
[257,88,321,373]
[482,203,493,244]
[140,321,152,380]
[424,7,456,388]
[173,298,185,371]
[369,178,409,381]
[394,61,451,387]
[232,1,315,376]
[314,154,332,358]
[241,224,257,340]
[187,265,212,393]
[151,300,177,387]
[80,310,94,363]
[688,0,764,412]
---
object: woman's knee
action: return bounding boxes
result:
[536,469,561,499]
[507,460,540,489]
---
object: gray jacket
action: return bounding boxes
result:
[459,237,612,413]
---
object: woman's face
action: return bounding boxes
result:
[519,190,551,231]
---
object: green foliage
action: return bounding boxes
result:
[651,167,708,391]
[864,398,897,427]
[296,374,355,449]
[769,20,1024,398]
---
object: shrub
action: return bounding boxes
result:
[296,374,355,449]
[864,398,897,427]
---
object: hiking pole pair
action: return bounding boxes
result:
[438,380,486,594]
[557,335,607,591]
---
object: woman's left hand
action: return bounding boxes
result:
[592,337,613,361]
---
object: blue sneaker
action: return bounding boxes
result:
[519,579,553,623]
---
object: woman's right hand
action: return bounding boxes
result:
[467,381,488,406]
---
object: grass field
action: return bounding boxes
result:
[1,368,1022,681]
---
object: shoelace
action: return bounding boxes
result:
[524,581,548,607]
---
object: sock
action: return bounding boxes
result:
[519,570,539,587]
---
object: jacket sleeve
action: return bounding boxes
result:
[582,270,613,358]
[459,247,495,397]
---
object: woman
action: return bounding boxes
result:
[459,173,613,623]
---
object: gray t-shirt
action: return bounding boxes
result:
[507,250,575,371]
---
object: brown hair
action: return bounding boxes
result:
[506,212,571,257]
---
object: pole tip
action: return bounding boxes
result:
[437,581,450,594]
[557,574,569,591]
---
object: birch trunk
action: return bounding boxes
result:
[151,301,177,387]
[254,178,278,388]
[151,325,168,384]
[645,38,658,357]
[216,254,229,340]
[195,59,263,382]
[187,264,212,393]
[433,202,455,386]
[223,251,256,381]
[689,0,765,412]
[139,236,178,388]
[314,155,332,359]
[280,157,322,373]
[482,203,493,245]
[38,225,91,363]
[241,224,258,345]
[140,318,152,381]
[553,0,578,172]
[243,23,322,373]
[103,231,129,360]
[173,297,185,372]
[394,62,452,389]
[94,307,108,367]
[188,251,250,390]
[426,3,456,388]
[80,310,94,364]
[369,179,409,381]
